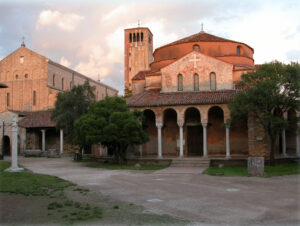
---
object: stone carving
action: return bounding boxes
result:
[248,157,264,176]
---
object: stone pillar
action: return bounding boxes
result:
[60,129,64,155]
[5,115,23,172]
[41,129,46,152]
[156,123,163,159]
[226,125,231,158]
[202,123,208,158]
[282,129,287,157]
[178,122,184,158]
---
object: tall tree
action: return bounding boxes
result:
[74,96,149,163]
[51,81,95,143]
[229,61,300,164]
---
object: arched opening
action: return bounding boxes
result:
[178,74,183,91]
[129,33,132,43]
[33,91,36,106]
[193,44,200,51]
[142,109,157,156]
[133,33,136,42]
[208,106,225,156]
[237,46,241,56]
[230,117,248,156]
[141,32,144,41]
[185,107,202,156]
[2,136,11,156]
[137,33,140,42]
[163,108,178,156]
[286,109,297,155]
[194,74,199,91]
[210,72,216,90]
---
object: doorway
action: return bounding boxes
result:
[187,126,203,156]
[2,136,11,156]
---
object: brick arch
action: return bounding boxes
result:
[162,108,178,156]
[184,107,201,125]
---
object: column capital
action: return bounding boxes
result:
[156,123,163,129]
[177,121,184,127]
[202,122,208,128]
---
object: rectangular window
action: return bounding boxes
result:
[7,93,10,106]
[33,91,36,106]
[178,74,183,91]
[20,56,24,64]
[194,74,199,91]
[210,73,216,90]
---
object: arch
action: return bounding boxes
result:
[141,32,144,41]
[137,33,140,42]
[237,45,241,56]
[129,33,132,43]
[193,44,200,51]
[142,109,157,156]
[210,72,216,90]
[194,73,199,91]
[184,107,201,125]
[33,90,36,105]
[163,108,178,156]
[2,136,10,156]
[133,33,136,42]
[178,74,183,91]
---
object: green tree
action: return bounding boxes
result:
[74,96,149,163]
[51,81,95,144]
[229,61,300,164]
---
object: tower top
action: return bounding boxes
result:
[201,23,204,33]
[21,36,25,47]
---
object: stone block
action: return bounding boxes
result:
[248,157,264,176]
[24,149,42,157]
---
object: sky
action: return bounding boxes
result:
[0,0,300,94]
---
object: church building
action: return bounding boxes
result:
[125,27,299,160]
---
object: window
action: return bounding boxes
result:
[193,44,200,51]
[129,33,132,43]
[194,74,199,91]
[6,92,10,106]
[141,32,144,41]
[178,74,183,91]
[15,74,18,79]
[62,78,64,90]
[25,74,28,78]
[133,33,136,42]
[33,91,36,106]
[210,72,216,90]
[237,46,241,56]
[53,74,55,86]
[137,33,140,42]
[20,56,24,64]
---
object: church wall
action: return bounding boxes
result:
[161,52,233,93]
[132,80,145,95]
[230,119,248,156]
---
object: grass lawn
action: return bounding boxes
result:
[203,163,300,177]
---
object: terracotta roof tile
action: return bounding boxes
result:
[132,70,150,81]
[18,111,56,128]
[126,89,237,107]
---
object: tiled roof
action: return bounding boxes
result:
[18,110,56,128]
[126,89,237,107]
[132,70,149,80]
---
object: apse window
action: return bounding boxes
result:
[178,74,183,91]
[33,91,36,106]
[193,44,200,51]
[129,33,132,43]
[7,93,10,106]
[20,56,24,64]
[194,74,199,91]
[25,74,28,78]
[237,46,241,56]
[210,72,216,90]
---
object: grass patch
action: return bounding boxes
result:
[203,163,300,177]
[85,162,168,170]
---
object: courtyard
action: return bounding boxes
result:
[5,156,300,225]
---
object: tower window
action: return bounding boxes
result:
[7,93,10,106]
[193,44,200,51]
[129,33,132,43]
[141,32,144,41]
[25,74,28,78]
[33,91,36,105]
[62,78,64,90]
[194,74,199,91]
[133,33,136,42]
[20,56,24,64]
[237,46,241,56]
[210,72,216,90]
[178,74,183,91]
[15,74,18,79]
[137,33,140,42]
[53,74,55,86]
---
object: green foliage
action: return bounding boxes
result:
[74,96,149,163]
[51,80,96,143]
[229,61,300,162]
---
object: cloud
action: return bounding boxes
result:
[37,10,84,31]
[59,57,71,67]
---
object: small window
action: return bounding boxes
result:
[7,93,10,106]
[20,56,24,64]
[15,74,18,79]
[193,44,200,51]
[53,74,55,86]
[33,91,36,106]
[129,33,132,43]
[210,72,216,90]
[141,32,144,41]
[133,33,136,42]
[237,46,241,56]
[25,74,28,78]
[178,74,183,91]
[62,78,64,90]
[137,33,140,42]
[194,74,199,91]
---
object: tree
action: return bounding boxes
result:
[229,61,300,164]
[74,96,149,163]
[51,81,95,144]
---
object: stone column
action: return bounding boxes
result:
[60,129,64,155]
[202,123,208,158]
[156,123,163,159]
[282,129,287,157]
[226,124,231,158]
[41,129,46,152]
[5,115,23,172]
[178,122,184,158]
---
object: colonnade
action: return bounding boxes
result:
[40,128,64,154]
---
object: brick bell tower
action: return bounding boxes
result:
[124,27,153,94]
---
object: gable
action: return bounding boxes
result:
[160,51,233,93]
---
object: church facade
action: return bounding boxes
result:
[126,27,299,159]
